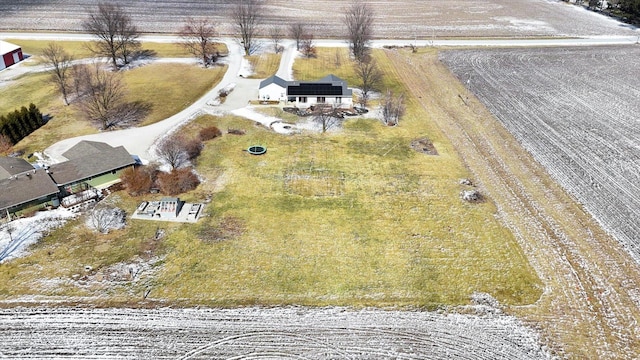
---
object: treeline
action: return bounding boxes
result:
[0,104,44,145]
[618,0,640,18]
[567,0,640,22]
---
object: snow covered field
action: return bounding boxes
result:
[440,46,640,261]
[0,0,636,38]
[0,306,553,359]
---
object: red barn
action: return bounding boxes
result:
[0,40,24,70]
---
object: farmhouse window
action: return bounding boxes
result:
[299,96,307,103]
[317,96,326,103]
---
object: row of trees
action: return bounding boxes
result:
[79,1,375,64]
[0,104,44,149]
[42,1,398,133]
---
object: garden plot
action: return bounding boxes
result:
[0,306,552,359]
[440,46,640,261]
[0,0,635,38]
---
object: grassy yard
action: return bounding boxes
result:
[148,110,542,307]
[0,63,225,155]
[0,47,542,308]
[5,39,229,60]
[245,53,281,79]
[153,48,540,307]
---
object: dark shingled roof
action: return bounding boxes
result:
[48,141,135,186]
[0,157,34,180]
[61,140,117,161]
[259,75,288,89]
[0,169,59,211]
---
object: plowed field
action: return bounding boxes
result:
[385,48,640,359]
[440,46,640,260]
[0,0,635,38]
[0,307,552,359]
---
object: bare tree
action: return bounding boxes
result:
[156,135,189,170]
[232,0,264,56]
[354,58,383,108]
[300,34,317,58]
[289,22,305,51]
[381,90,405,126]
[71,63,91,99]
[116,12,141,66]
[269,25,284,53]
[41,43,74,105]
[344,0,375,61]
[74,63,149,130]
[82,2,140,69]
[179,18,219,67]
[313,105,342,133]
[86,200,126,234]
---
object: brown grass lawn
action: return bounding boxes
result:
[140,48,542,308]
[6,39,229,61]
[0,47,542,310]
[246,53,281,79]
[0,63,225,155]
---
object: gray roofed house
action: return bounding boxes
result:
[61,140,118,161]
[48,141,136,187]
[0,169,59,214]
[259,75,289,89]
[0,157,34,180]
[258,74,353,108]
[258,75,289,102]
[1,141,137,218]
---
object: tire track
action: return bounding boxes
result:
[0,307,551,359]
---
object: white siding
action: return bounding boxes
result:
[258,83,286,101]
[294,96,352,108]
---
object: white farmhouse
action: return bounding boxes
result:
[258,74,353,108]
[258,75,288,101]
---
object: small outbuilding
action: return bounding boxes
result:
[0,40,24,71]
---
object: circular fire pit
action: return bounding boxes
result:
[247,145,267,155]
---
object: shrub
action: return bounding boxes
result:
[157,167,200,195]
[184,138,203,160]
[199,126,223,141]
[121,165,156,196]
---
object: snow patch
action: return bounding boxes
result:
[0,208,77,263]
